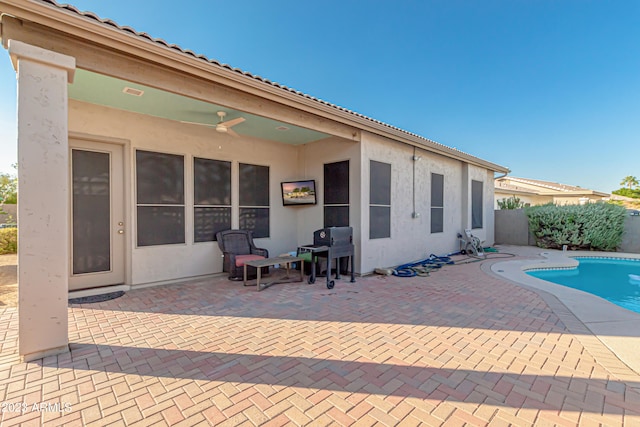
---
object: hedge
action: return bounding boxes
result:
[0,227,17,254]
[525,202,626,251]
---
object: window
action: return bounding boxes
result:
[431,173,444,233]
[136,150,185,246]
[194,157,231,242]
[324,160,349,227]
[239,163,269,238]
[472,180,483,229]
[369,160,391,239]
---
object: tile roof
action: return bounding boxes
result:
[29,0,507,171]
[496,177,609,196]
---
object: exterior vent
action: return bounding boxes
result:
[122,87,144,96]
[275,126,289,131]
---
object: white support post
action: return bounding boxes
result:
[8,40,76,362]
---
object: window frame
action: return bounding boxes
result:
[471,179,483,229]
[430,173,444,234]
[323,160,350,227]
[193,157,232,243]
[135,149,185,247]
[238,162,270,238]
[369,160,391,239]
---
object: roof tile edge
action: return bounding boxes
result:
[13,0,509,172]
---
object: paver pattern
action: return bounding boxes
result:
[1,253,640,426]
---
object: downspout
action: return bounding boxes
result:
[411,146,421,218]
[494,171,509,181]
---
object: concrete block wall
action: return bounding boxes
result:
[622,215,640,253]
[0,204,17,224]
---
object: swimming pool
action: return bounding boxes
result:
[527,257,640,314]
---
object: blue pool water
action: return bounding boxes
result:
[527,257,640,314]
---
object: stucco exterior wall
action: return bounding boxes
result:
[553,196,604,205]
[464,165,495,247]
[69,100,332,286]
[69,102,499,282]
[494,193,552,209]
[358,131,469,274]
[294,136,362,253]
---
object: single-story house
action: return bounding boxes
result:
[494,176,610,208]
[0,0,509,361]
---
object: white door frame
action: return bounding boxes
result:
[69,137,126,291]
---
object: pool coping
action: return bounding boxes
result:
[487,249,640,380]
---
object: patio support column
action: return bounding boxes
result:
[8,40,76,362]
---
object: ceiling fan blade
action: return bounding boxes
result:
[180,120,214,127]
[227,128,240,137]
[220,117,245,128]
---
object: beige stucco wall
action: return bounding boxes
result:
[358,131,484,274]
[70,100,337,286]
[294,136,362,250]
[466,166,495,247]
[494,192,552,209]
[69,104,499,282]
[552,196,605,205]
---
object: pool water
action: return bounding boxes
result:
[527,257,640,314]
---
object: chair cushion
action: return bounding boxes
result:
[235,254,266,267]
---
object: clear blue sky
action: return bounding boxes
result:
[1,0,638,192]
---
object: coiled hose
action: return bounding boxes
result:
[392,254,454,277]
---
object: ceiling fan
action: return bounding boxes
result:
[181,111,245,137]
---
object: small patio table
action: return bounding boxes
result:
[243,255,304,291]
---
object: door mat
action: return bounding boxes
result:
[68,291,125,304]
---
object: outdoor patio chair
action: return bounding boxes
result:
[216,229,269,281]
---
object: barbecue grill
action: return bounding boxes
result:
[298,226,356,289]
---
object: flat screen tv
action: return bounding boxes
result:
[281,180,317,206]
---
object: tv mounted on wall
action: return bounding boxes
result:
[281,180,317,206]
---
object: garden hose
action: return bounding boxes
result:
[391,254,454,277]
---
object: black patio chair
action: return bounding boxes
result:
[216,229,269,281]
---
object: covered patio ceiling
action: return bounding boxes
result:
[68,69,332,145]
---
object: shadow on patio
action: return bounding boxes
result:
[36,342,640,416]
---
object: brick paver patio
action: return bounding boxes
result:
[1,252,640,426]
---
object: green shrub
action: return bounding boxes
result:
[0,227,17,254]
[497,196,526,210]
[525,202,626,251]
[612,188,640,199]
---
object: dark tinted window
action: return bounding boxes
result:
[324,206,350,228]
[472,180,483,229]
[136,150,185,246]
[239,163,269,206]
[194,158,231,205]
[239,163,269,238]
[324,160,349,227]
[324,161,349,205]
[194,158,231,242]
[136,150,184,204]
[431,173,444,207]
[137,206,185,246]
[370,161,391,205]
[72,150,111,274]
[370,206,391,239]
[370,160,391,239]
[431,208,443,233]
[239,208,269,238]
[431,173,444,233]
